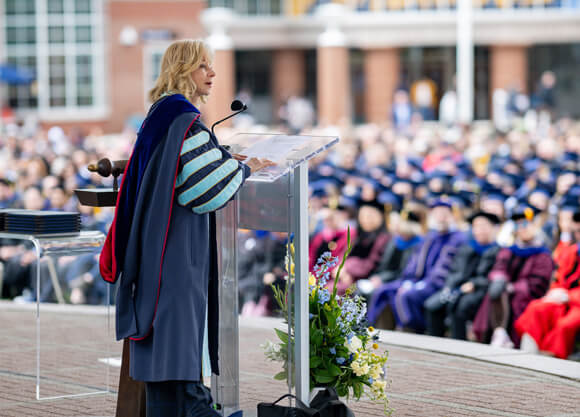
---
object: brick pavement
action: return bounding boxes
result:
[1,304,579,417]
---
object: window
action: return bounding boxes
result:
[6,27,36,44]
[75,26,92,43]
[6,56,37,108]
[151,51,164,84]
[48,0,65,14]
[3,0,104,112]
[208,0,283,14]
[75,0,92,13]
[48,26,65,43]
[76,55,93,106]
[143,45,169,106]
[6,0,35,15]
[49,56,66,107]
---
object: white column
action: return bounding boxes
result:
[456,0,474,123]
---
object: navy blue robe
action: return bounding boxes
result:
[101,94,250,382]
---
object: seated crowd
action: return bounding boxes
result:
[241,120,580,360]
[1,117,580,360]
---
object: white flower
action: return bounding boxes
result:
[351,360,370,377]
[345,335,362,353]
[262,341,284,361]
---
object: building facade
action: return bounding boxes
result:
[2,0,580,133]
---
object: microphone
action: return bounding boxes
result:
[211,100,248,135]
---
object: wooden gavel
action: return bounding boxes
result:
[87,158,128,192]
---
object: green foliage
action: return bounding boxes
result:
[263,227,392,415]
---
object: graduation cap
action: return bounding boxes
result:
[309,179,336,198]
[428,194,454,209]
[456,190,476,207]
[511,204,541,222]
[400,208,422,224]
[481,191,508,204]
[560,195,580,212]
[480,181,503,195]
[523,159,542,175]
[377,190,403,212]
[426,170,451,182]
[570,185,580,199]
[558,168,579,178]
[502,172,525,188]
[358,198,385,212]
[468,211,502,225]
[332,194,358,211]
[528,185,553,199]
[406,157,423,171]
[562,151,579,163]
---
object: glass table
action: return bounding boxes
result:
[0,231,112,400]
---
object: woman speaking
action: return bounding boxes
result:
[100,39,271,416]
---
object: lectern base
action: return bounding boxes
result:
[115,339,146,417]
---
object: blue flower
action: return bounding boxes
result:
[318,288,330,304]
[336,357,345,365]
[368,377,374,384]
[329,347,336,355]
[317,252,332,266]
[309,313,314,319]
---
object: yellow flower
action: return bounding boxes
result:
[370,365,382,379]
[308,274,316,287]
[372,379,387,391]
[373,343,379,350]
[368,326,375,332]
[351,361,370,377]
[324,304,331,311]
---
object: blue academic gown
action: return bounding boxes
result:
[368,230,466,332]
[100,94,250,382]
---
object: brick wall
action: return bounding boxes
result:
[107,0,206,132]
[490,45,529,95]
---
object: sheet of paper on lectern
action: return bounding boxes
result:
[238,135,311,162]
[222,133,338,182]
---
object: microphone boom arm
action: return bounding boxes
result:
[211,102,248,135]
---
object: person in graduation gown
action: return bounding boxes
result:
[309,205,350,271]
[423,211,501,339]
[360,208,424,329]
[515,211,580,359]
[370,209,424,285]
[473,206,554,348]
[332,199,390,295]
[99,39,272,417]
[367,197,466,332]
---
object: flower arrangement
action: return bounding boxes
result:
[263,231,392,415]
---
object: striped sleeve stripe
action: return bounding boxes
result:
[193,170,244,214]
[180,130,210,156]
[177,159,239,206]
[176,148,221,188]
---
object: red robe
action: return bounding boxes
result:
[515,243,580,359]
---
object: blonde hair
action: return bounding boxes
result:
[149,39,212,104]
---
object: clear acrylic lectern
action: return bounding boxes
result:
[211,133,338,415]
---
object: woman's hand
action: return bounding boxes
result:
[245,157,276,173]
[232,153,247,161]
